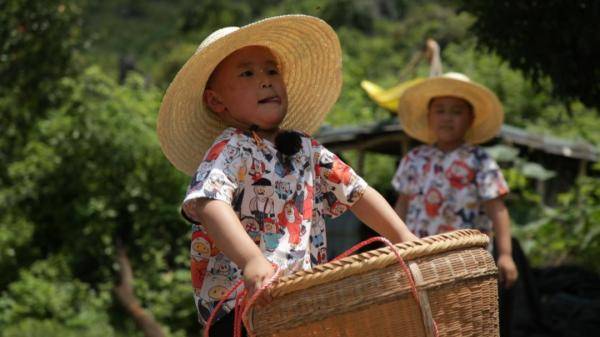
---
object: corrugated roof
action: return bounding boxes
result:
[315,119,599,162]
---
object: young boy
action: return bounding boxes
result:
[391,72,518,289]
[157,15,417,336]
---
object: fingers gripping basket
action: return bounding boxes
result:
[249,230,499,337]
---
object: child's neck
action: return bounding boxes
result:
[435,139,465,153]
[257,128,279,143]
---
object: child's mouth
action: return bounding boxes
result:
[258,96,281,104]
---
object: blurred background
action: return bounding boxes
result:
[1,1,599,336]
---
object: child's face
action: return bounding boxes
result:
[204,46,288,131]
[427,96,474,144]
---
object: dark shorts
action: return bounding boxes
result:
[206,310,247,337]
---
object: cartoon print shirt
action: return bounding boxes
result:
[182,127,367,325]
[391,144,508,238]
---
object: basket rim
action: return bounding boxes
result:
[270,229,489,297]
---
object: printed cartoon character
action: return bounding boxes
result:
[319,156,352,185]
[302,183,314,220]
[197,275,234,322]
[249,157,269,181]
[329,200,349,217]
[286,249,307,270]
[293,154,310,173]
[346,185,363,203]
[249,178,275,226]
[292,183,305,215]
[275,180,292,199]
[445,160,475,190]
[241,216,261,245]
[442,205,458,225]
[224,144,240,162]
[317,246,328,264]
[424,187,444,217]
[205,276,231,302]
[310,232,325,249]
[210,254,237,281]
[189,168,210,191]
[191,259,209,289]
[262,219,283,252]
[205,139,229,162]
[190,231,217,288]
[278,200,302,245]
[314,181,324,203]
[203,173,228,199]
[190,231,216,261]
[406,164,420,189]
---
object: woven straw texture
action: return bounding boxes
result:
[250,229,498,337]
[157,15,342,176]
[397,73,504,145]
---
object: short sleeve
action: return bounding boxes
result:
[475,148,509,201]
[313,141,367,218]
[181,136,244,222]
[391,155,411,194]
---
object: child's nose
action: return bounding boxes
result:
[258,72,272,88]
[260,78,272,88]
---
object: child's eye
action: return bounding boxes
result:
[267,68,280,75]
[240,70,254,77]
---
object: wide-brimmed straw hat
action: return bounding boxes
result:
[397,72,504,144]
[157,15,342,176]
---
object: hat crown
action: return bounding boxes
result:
[196,26,240,53]
[157,15,343,176]
[441,72,471,82]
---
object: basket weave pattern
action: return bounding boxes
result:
[250,229,499,337]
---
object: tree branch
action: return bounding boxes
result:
[114,241,166,337]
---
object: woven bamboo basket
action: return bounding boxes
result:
[248,229,499,337]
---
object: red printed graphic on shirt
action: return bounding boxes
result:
[424,187,444,217]
[278,200,302,245]
[445,160,475,190]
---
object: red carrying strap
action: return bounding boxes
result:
[203,236,439,337]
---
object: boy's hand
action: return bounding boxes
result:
[243,256,275,306]
[497,253,518,289]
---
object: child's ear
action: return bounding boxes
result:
[203,89,226,114]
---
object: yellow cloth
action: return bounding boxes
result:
[360,78,425,112]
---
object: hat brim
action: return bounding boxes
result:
[397,77,504,144]
[158,15,342,176]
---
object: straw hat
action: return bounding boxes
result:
[158,15,342,176]
[397,72,504,144]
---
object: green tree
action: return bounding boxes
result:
[0,0,82,157]
[457,0,600,110]
[0,67,194,336]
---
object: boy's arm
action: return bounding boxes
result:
[193,199,274,295]
[393,194,410,220]
[350,186,418,243]
[484,197,518,288]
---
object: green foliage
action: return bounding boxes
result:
[0,0,83,189]
[0,0,82,96]
[2,0,600,336]
[0,257,114,336]
[457,0,600,110]
[514,168,600,273]
[0,67,195,335]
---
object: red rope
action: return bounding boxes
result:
[203,237,439,337]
